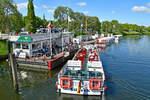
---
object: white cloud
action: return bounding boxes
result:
[34,5,38,8]
[132,6,150,13]
[16,2,38,9]
[17,2,28,9]
[112,10,115,14]
[77,2,86,6]
[48,9,54,13]
[42,5,49,9]
[82,11,88,15]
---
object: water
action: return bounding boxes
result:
[1,35,150,100]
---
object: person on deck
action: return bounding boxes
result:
[52,43,56,55]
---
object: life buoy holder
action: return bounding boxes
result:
[60,77,71,88]
[89,79,101,90]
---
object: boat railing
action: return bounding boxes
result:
[58,70,103,80]
[58,74,102,80]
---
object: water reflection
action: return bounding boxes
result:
[56,93,106,100]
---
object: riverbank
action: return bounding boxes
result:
[113,31,150,35]
[0,40,8,60]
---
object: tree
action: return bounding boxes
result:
[72,12,86,31]
[102,21,112,33]
[26,0,36,33]
[9,4,24,32]
[121,23,129,32]
[111,20,119,32]
[87,16,101,33]
[0,0,24,33]
[54,6,73,29]
[146,27,150,32]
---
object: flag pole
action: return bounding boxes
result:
[68,16,69,32]
[48,21,52,58]
[61,30,64,54]
[67,7,69,32]
[86,21,87,32]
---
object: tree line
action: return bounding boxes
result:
[0,0,150,35]
[0,0,48,33]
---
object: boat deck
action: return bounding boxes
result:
[59,48,103,80]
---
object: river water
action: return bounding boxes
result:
[0,35,150,100]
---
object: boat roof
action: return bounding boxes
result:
[9,32,74,43]
[59,47,104,80]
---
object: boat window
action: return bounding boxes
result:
[32,43,41,50]
[92,81,99,87]
[62,80,69,86]
[15,43,21,49]
[22,44,29,49]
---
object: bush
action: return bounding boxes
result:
[142,32,150,35]
[114,31,124,35]
[74,32,80,37]
[123,31,142,35]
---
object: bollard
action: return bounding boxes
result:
[9,53,19,93]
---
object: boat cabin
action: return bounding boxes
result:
[9,32,74,58]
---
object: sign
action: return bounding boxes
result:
[9,36,31,42]
[67,60,81,67]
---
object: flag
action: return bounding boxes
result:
[47,22,52,29]
[68,16,72,22]
[80,23,83,28]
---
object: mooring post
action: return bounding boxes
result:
[7,40,11,62]
[9,53,19,92]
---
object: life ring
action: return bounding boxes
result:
[89,79,101,90]
[89,55,95,61]
[60,77,72,88]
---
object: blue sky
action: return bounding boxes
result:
[14,0,150,26]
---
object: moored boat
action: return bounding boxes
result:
[56,45,106,95]
[96,36,114,47]
[9,31,78,70]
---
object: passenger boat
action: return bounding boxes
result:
[56,45,106,95]
[9,31,78,70]
[114,35,123,43]
[96,37,114,47]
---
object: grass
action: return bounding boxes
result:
[0,40,8,56]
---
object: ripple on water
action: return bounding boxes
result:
[114,79,150,100]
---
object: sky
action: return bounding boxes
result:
[14,0,150,26]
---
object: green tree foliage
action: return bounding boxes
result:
[111,20,119,32]
[54,6,73,29]
[54,6,101,33]
[26,0,36,33]
[87,16,101,33]
[0,0,23,33]
[102,21,112,33]
[146,27,150,32]
[9,4,24,32]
